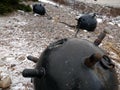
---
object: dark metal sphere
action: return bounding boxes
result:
[33,4,46,15]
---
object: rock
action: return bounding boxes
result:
[10,64,16,68]
[47,16,52,20]
[18,55,26,61]
[0,76,11,89]
[0,61,5,67]
[17,10,25,15]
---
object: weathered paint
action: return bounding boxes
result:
[32,38,118,90]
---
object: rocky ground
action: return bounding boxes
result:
[0,1,120,90]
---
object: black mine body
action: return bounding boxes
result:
[33,4,46,15]
[22,37,118,90]
[60,14,97,37]
[77,14,97,32]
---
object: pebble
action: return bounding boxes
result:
[0,76,11,89]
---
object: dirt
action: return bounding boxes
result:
[0,1,120,90]
[52,0,120,17]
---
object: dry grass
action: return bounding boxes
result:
[110,7,120,17]
[51,0,120,17]
[51,0,67,4]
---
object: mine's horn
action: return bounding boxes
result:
[22,67,45,78]
[27,55,39,63]
[92,13,96,18]
[84,53,102,68]
[94,31,107,46]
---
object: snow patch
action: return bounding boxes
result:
[97,18,103,23]
[39,0,59,6]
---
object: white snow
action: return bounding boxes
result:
[39,0,59,6]
[97,18,103,23]
[108,22,115,25]
[0,14,37,90]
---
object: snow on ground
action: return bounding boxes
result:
[0,14,35,90]
[40,0,59,6]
